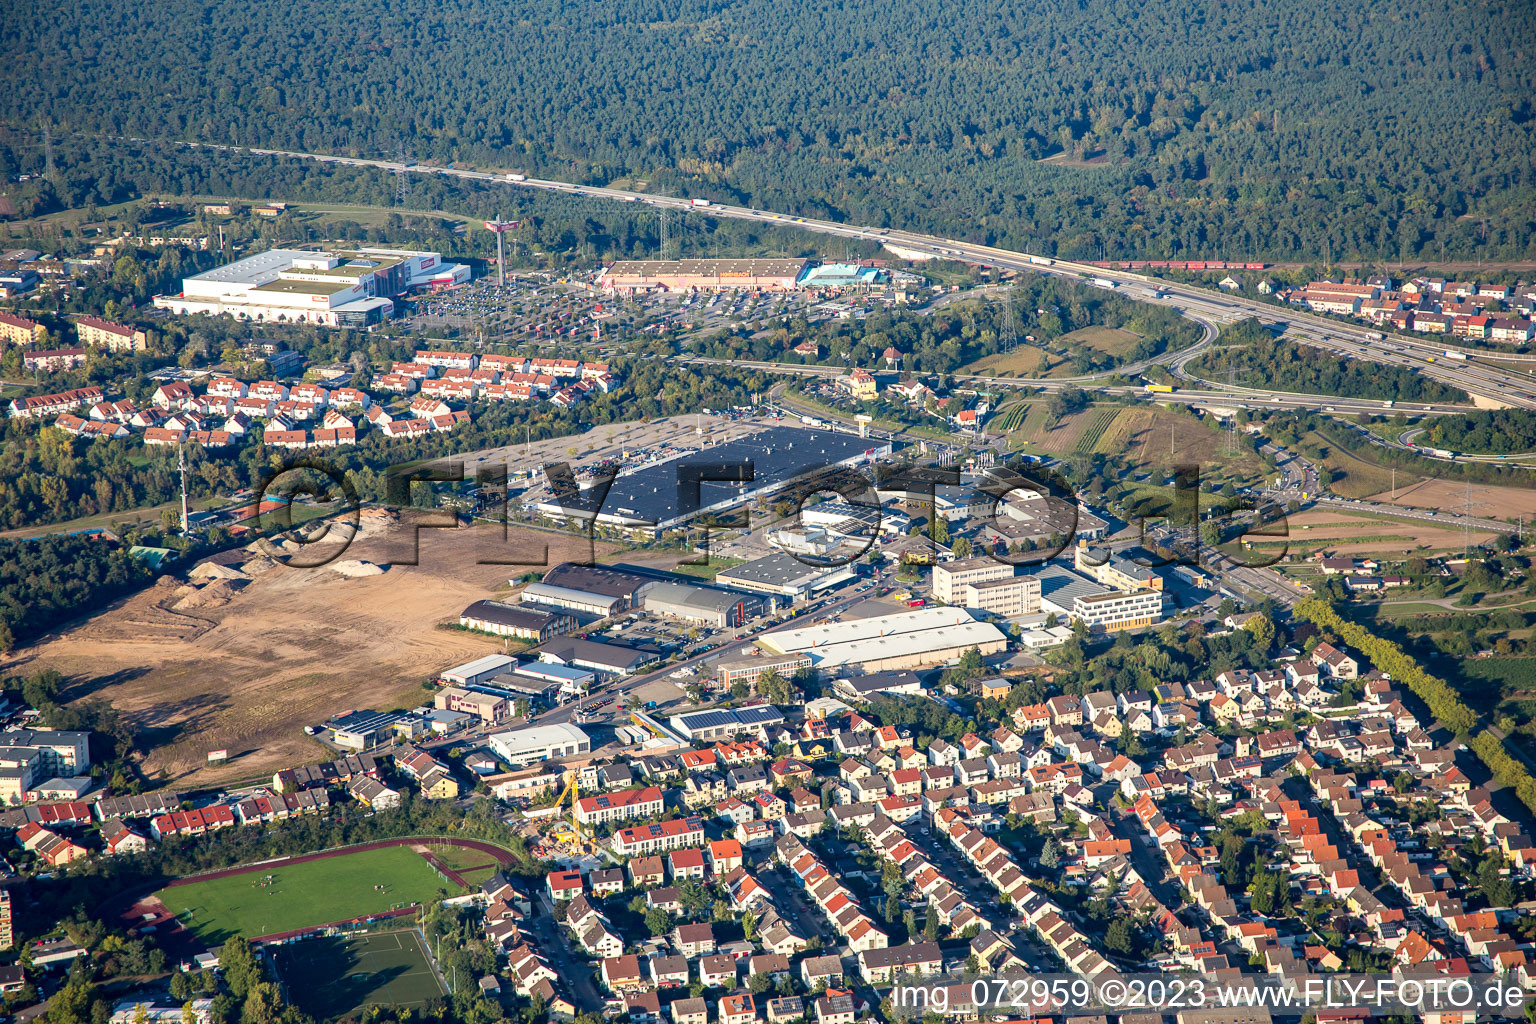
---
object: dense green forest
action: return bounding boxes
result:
[0,534,153,647]
[4,0,1534,261]
[1192,318,1467,403]
[1423,409,1536,455]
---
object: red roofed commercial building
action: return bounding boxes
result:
[613,816,707,856]
[575,786,664,826]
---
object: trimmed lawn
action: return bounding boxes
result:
[274,929,445,1019]
[156,846,464,945]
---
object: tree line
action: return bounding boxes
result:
[3,0,1533,263]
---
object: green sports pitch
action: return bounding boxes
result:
[155,846,465,945]
[274,929,446,1019]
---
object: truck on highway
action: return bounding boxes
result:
[1029,255,1054,266]
[1443,349,1467,360]
[1383,400,1394,408]
[1366,331,1384,340]
[1091,277,1118,288]
[504,173,526,182]
[690,198,711,207]
[1144,384,1175,394]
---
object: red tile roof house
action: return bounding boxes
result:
[669,846,708,880]
[546,869,584,902]
[720,993,758,1024]
[601,954,645,991]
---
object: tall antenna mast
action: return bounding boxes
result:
[999,286,1017,352]
[178,443,191,535]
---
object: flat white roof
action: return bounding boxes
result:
[443,654,517,679]
[187,248,311,286]
[488,722,590,753]
[758,607,1007,670]
[759,606,994,653]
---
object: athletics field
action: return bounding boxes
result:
[155,846,464,945]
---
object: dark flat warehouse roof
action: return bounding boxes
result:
[549,426,887,528]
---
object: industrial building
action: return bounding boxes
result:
[599,258,809,294]
[833,670,926,701]
[487,723,592,765]
[511,660,596,698]
[1073,542,1164,591]
[643,581,769,628]
[980,489,1109,547]
[519,562,658,618]
[459,600,577,641]
[1030,564,1164,633]
[715,652,814,692]
[153,247,468,327]
[440,655,518,688]
[434,687,510,724]
[1071,589,1165,633]
[959,575,1042,617]
[933,556,1014,604]
[713,552,852,599]
[757,608,1008,673]
[535,637,658,677]
[669,706,787,743]
[531,427,890,534]
[1033,565,1111,615]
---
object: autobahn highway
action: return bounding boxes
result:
[176,139,1536,414]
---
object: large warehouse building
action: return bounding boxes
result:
[153,247,468,327]
[669,705,787,743]
[599,258,809,294]
[459,600,577,641]
[531,426,891,534]
[757,607,1008,673]
[715,552,854,600]
[488,723,592,765]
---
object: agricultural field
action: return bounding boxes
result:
[1059,325,1143,358]
[1270,508,1499,558]
[3,519,615,787]
[274,930,446,1019]
[156,847,463,945]
[1369,477,1536,520]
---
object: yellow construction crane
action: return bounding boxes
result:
[551,768,590,853]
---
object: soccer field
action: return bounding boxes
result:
[156,846,463,944]
[275,929,446,1019]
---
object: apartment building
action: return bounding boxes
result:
[575,786,665,826]
[75,316,148,351]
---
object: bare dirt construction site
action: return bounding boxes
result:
[2,514,613,788]
[1367,478,1536,521]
